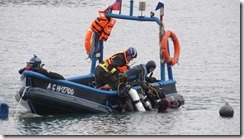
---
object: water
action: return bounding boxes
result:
[0,0,241,136]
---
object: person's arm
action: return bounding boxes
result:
[18,67,26,74]
[137,65,149,92]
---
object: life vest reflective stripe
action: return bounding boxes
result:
[99,63,117,74]
[161,30,180,66]
[98,63,109,72]
[100,51,129,73]
[84,28,95,55]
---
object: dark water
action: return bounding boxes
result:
[0,0,241,136]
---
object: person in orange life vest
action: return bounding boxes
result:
[95,47,137,90]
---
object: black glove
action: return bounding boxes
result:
[146,77,158,83]
[18,67,25,74]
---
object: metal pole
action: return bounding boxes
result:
[129,0,134,16]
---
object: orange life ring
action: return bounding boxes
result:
[84,28,95,55]
[161,30,180,66]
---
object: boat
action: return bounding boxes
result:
[15,0,185,115]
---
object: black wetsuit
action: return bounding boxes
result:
[122,64,149,92]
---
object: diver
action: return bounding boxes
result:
[121,60,177,112]
[120,60,158,110]
[121,60,157,93]
[19,55,64,79]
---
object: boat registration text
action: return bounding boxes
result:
[47,83,74,95]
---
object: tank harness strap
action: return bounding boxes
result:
[132,100,140,105]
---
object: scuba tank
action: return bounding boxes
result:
[128,88,146,112]
[141,95,152,110]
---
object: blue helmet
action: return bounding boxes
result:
[27,54,42,68]
[126,47,137,58]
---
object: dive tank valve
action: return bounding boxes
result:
[142,95,152,110]
[128,88,146,112]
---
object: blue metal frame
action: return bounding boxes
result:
[88,1,175,83]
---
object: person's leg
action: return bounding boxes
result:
[108,75,120,90]
[95,66,106,88]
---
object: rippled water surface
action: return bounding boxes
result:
[0,0,241,136]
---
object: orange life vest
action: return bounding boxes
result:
[91,12,108,35]
[100,51,129,74]
[90,11,116,41]
[99,18,116,41]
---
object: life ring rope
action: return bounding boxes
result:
[161,30,180,66]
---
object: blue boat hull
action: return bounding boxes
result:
[16,70,184,115]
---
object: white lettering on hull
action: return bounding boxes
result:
[47,83,74,95]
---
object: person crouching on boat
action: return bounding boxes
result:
[95,47,137,90]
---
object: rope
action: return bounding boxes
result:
[148,84,161,99]
[14,87,28,118]
[117,82,126,95]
